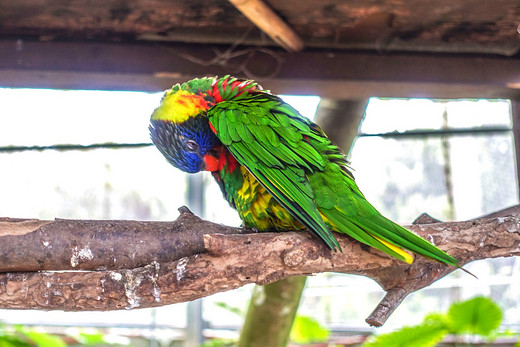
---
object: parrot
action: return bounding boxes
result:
[149,75,458,267]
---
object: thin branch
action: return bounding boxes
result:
[227,0,304,52]
[0,206,519,327]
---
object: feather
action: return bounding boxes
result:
[234,121,255,144]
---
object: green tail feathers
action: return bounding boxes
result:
[321,207,458,266]
[362,215,459,266]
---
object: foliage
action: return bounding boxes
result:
[363,322,446,347]
[364,296,511,347]
[446,296,502,336]
[203,301,331,346]
[199,338,236,347]
[0,323,65,347]
[65,328,130,346]
[0,322,128,347]
[290,316,330,344]
[15,326,68,347]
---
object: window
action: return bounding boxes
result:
[0,88,188,342]
[1,89,518,341]
[300,98,519,332]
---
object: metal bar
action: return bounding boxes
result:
[185,174,206,347]
[358,126,512,139]
[0,320,186,329]
[511,99,520,201]
[0,143,153,152]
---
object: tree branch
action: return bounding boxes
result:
[0,206,519,326]
[0,207,251,272]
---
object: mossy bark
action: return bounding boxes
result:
[237,276,307,347]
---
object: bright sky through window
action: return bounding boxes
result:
[0,89,320,146]
[0,88,518,333]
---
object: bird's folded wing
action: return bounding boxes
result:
[207,93,340,250]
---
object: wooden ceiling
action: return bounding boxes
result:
[1,0,520,98]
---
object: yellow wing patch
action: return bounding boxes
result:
[372,235,414,264]
[320,211,414,263]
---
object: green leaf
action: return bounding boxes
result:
[363,297,506,347]
[446,296,502,336]
[363,323,447,347]
[64,327,130,346]
[19,330,67,347]
[199,338,235,347]
[0,335,33,347]
[0,323,29,347]
[290,315,329,344]
[422,312,447,326]
[74,332,106,345]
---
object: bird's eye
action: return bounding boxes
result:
[185,140,199,152]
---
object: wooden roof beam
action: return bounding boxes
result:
[1,39,520,99]
[227,0,304,52]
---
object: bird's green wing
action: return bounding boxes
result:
[207,92,341,250]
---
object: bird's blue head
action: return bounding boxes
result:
[149,76,258,173]
[149,78,222,173]
[149,113,220,173]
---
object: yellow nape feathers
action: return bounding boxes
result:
[151,89,210,123]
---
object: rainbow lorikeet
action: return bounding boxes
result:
[149,75,458,266]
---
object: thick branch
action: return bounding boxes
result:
[0,207,519,326]
[0,207,250,272]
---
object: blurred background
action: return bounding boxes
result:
[0,89,518,345]
[1,0,520,345]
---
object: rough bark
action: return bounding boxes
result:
[1,0,518,55]
[0,206,250,272]
[0,206,519,326]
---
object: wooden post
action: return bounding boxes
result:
[238,276,307,347]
